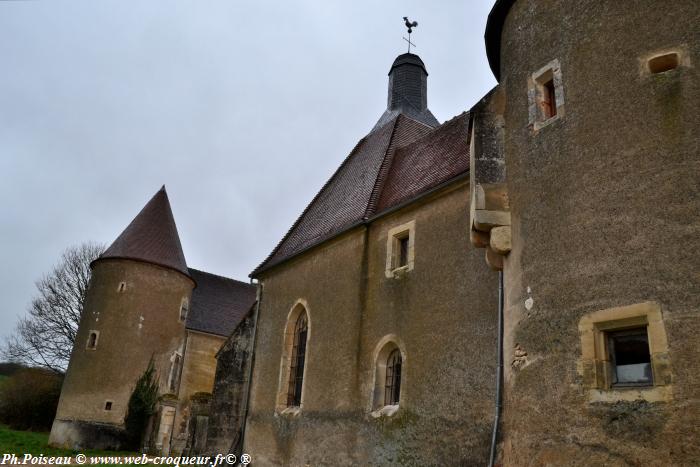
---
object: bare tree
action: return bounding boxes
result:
[3,242,104,372]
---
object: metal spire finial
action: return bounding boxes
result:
[402,16,418,53]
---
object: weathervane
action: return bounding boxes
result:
[403,16,418,53]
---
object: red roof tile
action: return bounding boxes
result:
[376,112,471,212]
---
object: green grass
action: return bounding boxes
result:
[0,424,137,457]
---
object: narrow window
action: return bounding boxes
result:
[287,312,308,407]
[608,328,653,387]
[528,59,564,130]
[117,282,126,293]
[179,299,189,322]
[104,401,113,411]
[168,353,182,393]
[648,52,679,74]
[87,331,99,350]
[542,78,556,119]
[384,349,402,406]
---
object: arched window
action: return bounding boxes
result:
[286,312,308,407]
[86,330,99,350]
[384,349,402,406]
[371,336,406,414]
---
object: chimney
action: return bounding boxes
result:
[372,53,439,131]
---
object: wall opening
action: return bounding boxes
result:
[104,401,113,411]
[86,331,99,350]
[607,327,652,387]
[648,52,679,74]
[276,300,311,413]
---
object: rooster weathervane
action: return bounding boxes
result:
[403,16,418,53]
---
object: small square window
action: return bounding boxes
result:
[104,401,113,411]
[607,328,653,387]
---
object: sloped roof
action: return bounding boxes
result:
[376,112,471,211]
[186,268,257,337]
[98,186,190,277]
[252,112,472,277]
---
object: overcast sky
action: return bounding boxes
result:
[0,1,496,342]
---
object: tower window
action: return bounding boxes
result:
[179,299,189,322]
[86,331,99,350]
[528,59,564,131]
[104,401,113,411]
[117,282,126,293]
[608,328,653,387]
[384,349,402,406]
[542,78,556,119]
[287,312,308,407]
[648,52,679,74]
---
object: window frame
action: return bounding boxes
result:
[385,220,416,278]
[578,302,672,403]
[370,336,406,417]
[286,312,308,407]
[276,300,311,414]
[528,59,564,131]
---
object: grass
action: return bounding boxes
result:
[0,424,137,457]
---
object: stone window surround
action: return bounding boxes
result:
[369,334,407,418]
[578,301,672,403]
[527,58,565,132]
[385,220,416,279]
[275,299,311,416]
[86,330,99,350]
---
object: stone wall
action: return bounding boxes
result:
[50,259,193,450]
[205,309,256,455]
[495,0,700,464]
[244,182,498,465]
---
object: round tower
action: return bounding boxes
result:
[485,0,700,464]
[50,187,195,449]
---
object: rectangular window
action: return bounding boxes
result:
[528,59,564,131]
[104,401,113,411]
[385,220,416,278]
[607,327,653,387]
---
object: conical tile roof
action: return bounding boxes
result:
[98,186,190,277]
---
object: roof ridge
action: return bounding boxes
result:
[187,267,253,286]
[364,114,408,219]
[250,116,400,277]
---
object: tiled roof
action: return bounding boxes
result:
[376,112,471,211]
[186,268,257,337]
[98,186,190,277]
[252,112,472,277]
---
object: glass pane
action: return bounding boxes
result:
[616,362,652,384]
